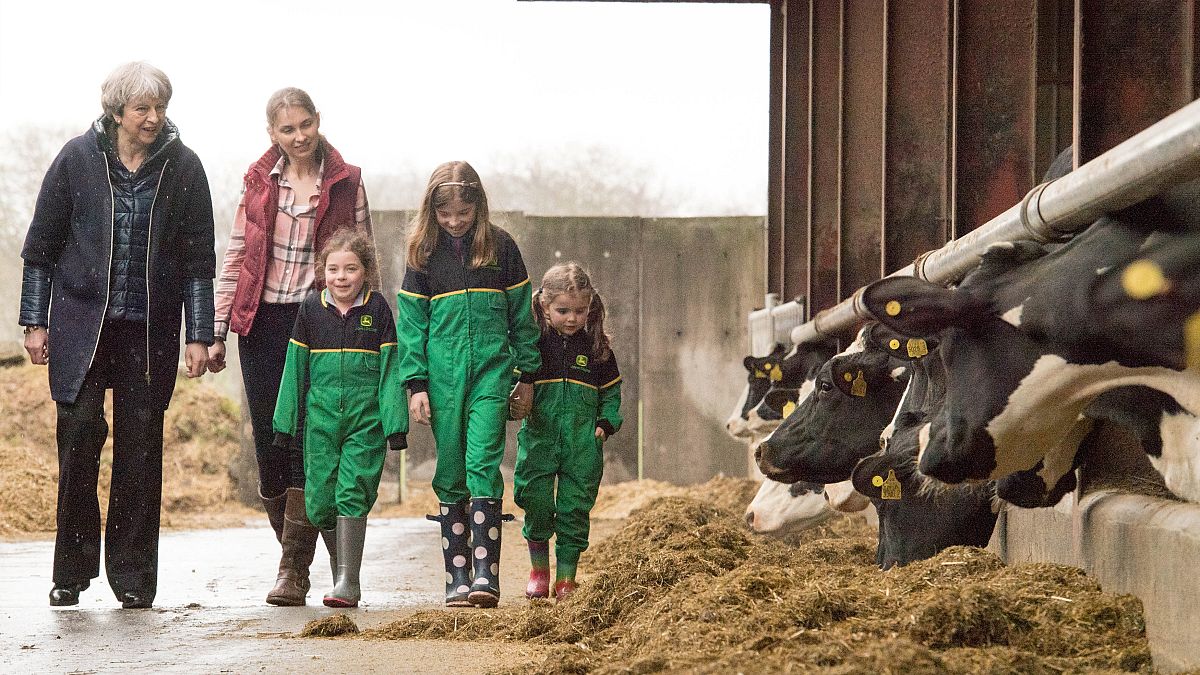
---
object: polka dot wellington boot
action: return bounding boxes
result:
[467,498,504,608]
[427,502,473,607]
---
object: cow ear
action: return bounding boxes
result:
[771,342,788,356]
[862,277,966,336]
[764,388,800,416]
[743,355,756,371]
[865,323,939,361]
[851,452,905,500]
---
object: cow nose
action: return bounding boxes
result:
[917,447,969,484]
[744,510,755,528]
[754,441,768,464]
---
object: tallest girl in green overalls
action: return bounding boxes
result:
[397,161,541,608]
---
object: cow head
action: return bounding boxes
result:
[850,410,999,569]
[861,275,1053,483]
[743,479,833,535]
[755,327,911,484]
[728,338,840,439]
[726,343,788,438]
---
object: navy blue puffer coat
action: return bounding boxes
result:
[19,117,216,407]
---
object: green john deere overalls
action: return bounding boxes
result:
[514,329,622,568]
[273,289,408,529]
[396,226,541,502]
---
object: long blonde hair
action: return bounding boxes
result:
[533,262,612,362]
[406,161,495,271]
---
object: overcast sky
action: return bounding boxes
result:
[0,0,768,215]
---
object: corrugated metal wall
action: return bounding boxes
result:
[767,0,1197,323]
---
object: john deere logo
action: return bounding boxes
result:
[576,355,588,367]
[360,315,373,328]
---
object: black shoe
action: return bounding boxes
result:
[119,590,153,609]
[49,581,90,607]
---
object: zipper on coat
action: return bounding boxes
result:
[85,153,119,374]
[340,309,347,412]
[143,160,168,383]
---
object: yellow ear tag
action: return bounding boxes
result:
[885,300,902,316]
[881,469,902,500]
[850,370,867,397]
[888,339,901,350]
[1121,259,1170,300]
[1186,311,1200,371]
[754,369,767,379]
[843,372,853,382]
[871,475,884,487]
[782,400,797,418]
[769,364,783,382]
[906,338,929,358]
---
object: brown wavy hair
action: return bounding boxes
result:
[533,262,612,362]
[318,227,376,291]
[406,161,496,271]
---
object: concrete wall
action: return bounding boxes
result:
[309,211,766,487]
[995,494,1200,672]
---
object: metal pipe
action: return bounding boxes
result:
[791,97,1200,345]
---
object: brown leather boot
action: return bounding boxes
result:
[260,488,287,544]
[266,487,318,606]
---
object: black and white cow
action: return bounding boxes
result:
[851,410,999,569]
[726,339,841,439]
[862,215,1200,499]
[754,324,920,484]
[1090,230,1200,371]
[744,477,876,534]
[726,343,790,439]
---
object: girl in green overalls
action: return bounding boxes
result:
[514,262,622,602]
[273,228,408,608]
[397,161,541,608]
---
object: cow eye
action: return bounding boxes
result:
[818,380,833,393]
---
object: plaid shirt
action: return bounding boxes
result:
[214,156,371,339]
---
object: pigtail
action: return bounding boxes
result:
[532,287,550,334]
[587,292,612,362]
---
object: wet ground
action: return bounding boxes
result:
[1,518,548,673]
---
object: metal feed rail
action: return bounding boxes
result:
[791,98,1200,345]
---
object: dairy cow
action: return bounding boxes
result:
[744,479,832,533]
[1090,230,1200,371]
[862,215,1200,499]
[850,410,999,569]
[726,339,840,439]
[754,325,919,484]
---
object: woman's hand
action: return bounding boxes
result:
[410,391,432,425]
[207,338,227,373]
[508,382,533,420]
[595,426,607,441]
[23,327,48,365]
[184,342,209,378]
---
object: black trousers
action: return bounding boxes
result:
[53,320,165,598]
[238,302,305,498]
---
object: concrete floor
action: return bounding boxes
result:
[1,518,547,674]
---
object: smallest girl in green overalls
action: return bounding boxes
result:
[513,262,622,602]
[273,228,408,608]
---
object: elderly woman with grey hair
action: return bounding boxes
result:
[19,61,216,609]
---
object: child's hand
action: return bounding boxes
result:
[595,426,607,441]
[509,382,533,420]
[410,391,431,425]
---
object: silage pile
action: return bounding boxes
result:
[0,364,244,535]
[364,489,1150,674]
